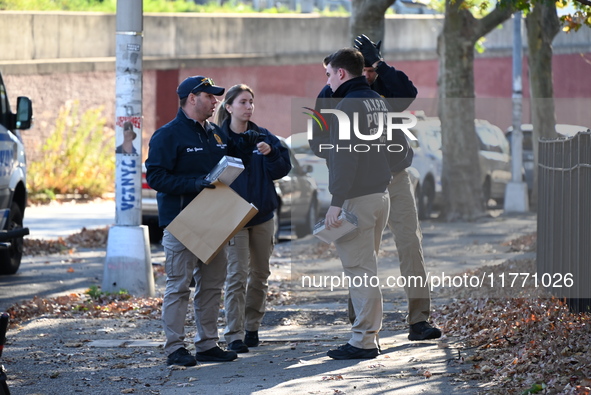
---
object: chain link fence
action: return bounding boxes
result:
[537,130,591,313]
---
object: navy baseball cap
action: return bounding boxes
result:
[177,76,225,99]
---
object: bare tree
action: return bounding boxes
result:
[348,0,587,220]
[525,2,561,209]
[437,0,514,221]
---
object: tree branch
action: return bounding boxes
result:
[355,0,393,19]
[572,0,591,6]
[473,2,515,40]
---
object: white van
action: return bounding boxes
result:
[0,71,33,275]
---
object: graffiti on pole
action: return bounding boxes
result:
[119,156,138,211]
[114,32,142,225]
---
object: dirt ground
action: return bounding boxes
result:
[268,210,537,309]
[0,211,538,394]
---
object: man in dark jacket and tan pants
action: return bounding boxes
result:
[313,48,395,360]
[146,76,259,367]
[354,34,441,341]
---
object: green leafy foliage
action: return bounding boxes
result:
[0,0,349,14]
[561,9,591,31]
[0,0,116,11]
[521,383,547,394]
[27,100,115,199]
[437,0,590,30]
[85,285,103,300]
[85,285,129,300]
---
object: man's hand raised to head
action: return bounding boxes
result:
[354,34,382,66]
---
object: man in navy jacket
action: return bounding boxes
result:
[314,48,393,360]
[146,76,258,366]
[311,36,441,345]
[354,34,441,342]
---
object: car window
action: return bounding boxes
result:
[409,129,420,149]
[288,133,314,156]
[506,129,533,151]
[411,123,442,152]
[291,151,303,173]
[476,125,495,149]
[280,139,305,174]
[475,126,491,151]
[422,127,442,152]
[0,77,9,129]
[291,144,312,156]
[476,124,507,153]
[489,125,509,154]
[522,132,533,151]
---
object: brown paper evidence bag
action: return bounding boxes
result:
[166,180,258,264]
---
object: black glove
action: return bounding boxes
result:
[242,129,265,145]
[195,179,215,193]
[354,34,382,67]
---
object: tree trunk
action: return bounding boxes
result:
[437,0,514,221]
[525,3,560,209]
[438,1,482,221]
[350,0,394,44]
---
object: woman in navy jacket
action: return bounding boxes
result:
[215,84,291,353]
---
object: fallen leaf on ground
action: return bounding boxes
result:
[322,375,344,381]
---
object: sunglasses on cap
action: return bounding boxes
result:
[191,78,215,94]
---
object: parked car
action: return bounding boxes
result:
[140,164,162,243]
[288,125,430,220]
[506,123,589,195]
[275,138,319,239]
[406,116,511,210]
[284,132,330,214]
[141,140,319,243]
[0,71,33,275]
[408,117,443,219]
[475,119,512,206]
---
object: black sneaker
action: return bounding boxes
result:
[408,321,442,341]
[244,330,259,347]
[166,347,197,366]
[195,346,238,362]
[228,340,249,353]
[327,343,379,360]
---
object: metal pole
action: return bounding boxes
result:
[115,0,142,225]
[511,11,523,184]
[504,12,529,213]
[103,0,154,297]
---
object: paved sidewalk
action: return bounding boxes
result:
[1,212,537,394]
[1,253,477,394]
[4,309,476,395]
[24,199,115,239]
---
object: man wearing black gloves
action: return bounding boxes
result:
[146,76,260,366]
[354,34,441,341]
[353,34,418,109]
[310,36,441,342]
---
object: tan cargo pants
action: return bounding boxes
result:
[161,230,227,354]
[387,169,431,324]
[223,218,274,344]
[335,191,390,350]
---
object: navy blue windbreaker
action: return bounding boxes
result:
[222,119,292,227]
[145,108,253,227]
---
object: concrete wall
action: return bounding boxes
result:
[1,12,589,161]
[0,13,443,68]
[2,12,590,70]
